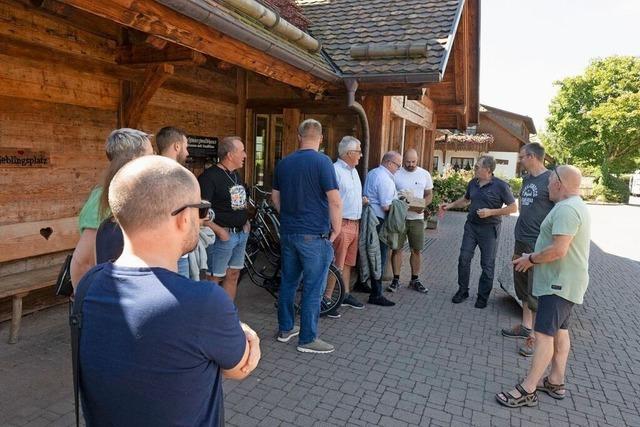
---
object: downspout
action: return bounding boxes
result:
[344,78,370,176]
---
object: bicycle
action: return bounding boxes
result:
[243,186,345,315]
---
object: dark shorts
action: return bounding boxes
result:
[534,294,574,336]
[513,240,538,311]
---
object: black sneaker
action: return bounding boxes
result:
[474,298,488,309]
[410,279,428,294]
[386,279,400,293]
[353,281,372,293]
[321,297,341,318]
[451,289,469,303]
[368,295,396,306]
[341,294,365,309]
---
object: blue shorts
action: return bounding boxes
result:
[534,294,574,336]
[206,230,249,277]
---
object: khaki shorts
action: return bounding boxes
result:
[513,240,538,311]
[333,219,359,269]
[398,219,425,251]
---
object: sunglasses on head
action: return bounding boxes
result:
[171,200,212,219]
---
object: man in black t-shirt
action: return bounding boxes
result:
[198,137,250,300]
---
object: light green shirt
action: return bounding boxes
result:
[78,187,106,233]
[532,196,591,304]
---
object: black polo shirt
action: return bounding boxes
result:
[464,177,515,225]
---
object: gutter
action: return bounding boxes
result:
[343,72,441,85]
[156,0,341,84]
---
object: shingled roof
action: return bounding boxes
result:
[298,0,465,79]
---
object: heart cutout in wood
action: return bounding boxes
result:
[17,150,25,155]
[40,227,53,240]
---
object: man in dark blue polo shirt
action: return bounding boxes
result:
[440,155,517,308]
[272,119,343,354]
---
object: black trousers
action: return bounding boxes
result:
[457,220,501,301]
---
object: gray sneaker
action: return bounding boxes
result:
[277,326,300,343]
[297,339,335,354]
[519,340,535,357]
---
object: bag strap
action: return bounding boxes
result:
[69,266,104,427]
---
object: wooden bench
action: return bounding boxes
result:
[0,216,78,343]
[0,266,62,343]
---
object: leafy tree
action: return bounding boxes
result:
[546,56,640,176]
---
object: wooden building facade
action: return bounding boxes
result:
[0,0,480,331]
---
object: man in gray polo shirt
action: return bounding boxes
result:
[501,143,554,356]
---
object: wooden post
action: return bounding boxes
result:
[282,108,301,156]
[361,95,391,169]
[9,294,25,344]
[236,69,247,141]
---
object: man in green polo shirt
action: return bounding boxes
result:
[496,165,591,408]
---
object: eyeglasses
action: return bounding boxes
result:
[554,168,563,186]
[171,200,212,219]
[391,161,402,168]
[348,150,362,155]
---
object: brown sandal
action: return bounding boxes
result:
[536,376,566,400]
[496,384,539,408]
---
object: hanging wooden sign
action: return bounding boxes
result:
[0,148,50,168]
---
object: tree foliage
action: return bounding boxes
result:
[546,56,640,175]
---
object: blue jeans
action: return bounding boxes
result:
[278,234,333,345]
[457,221,501,300]
[177,256,189,278]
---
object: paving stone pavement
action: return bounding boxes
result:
[1,207,639,426]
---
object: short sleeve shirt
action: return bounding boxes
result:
[78,187,105,232]
[78,263,247,426]
[532,196,591,304]
[394,167,433,220]
[363,166,396,219]
[515,170,555,247]
[334,159,362,220]
[464,177,515,225]
[273,149,339,235]
[199,166,248,228]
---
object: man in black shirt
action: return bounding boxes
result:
[440,155,518,308]
[198,137,250,300]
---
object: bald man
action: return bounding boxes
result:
[497,165,591,408]
[389,149,433,293]
[73,156,260,425]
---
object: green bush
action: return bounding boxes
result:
[507,177,523,198]
[592,174,630,203]
[427,172,471,216]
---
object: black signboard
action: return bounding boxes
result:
[187,135,218,160]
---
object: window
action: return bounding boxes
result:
[433,156,439,171]
[451,157,474,171]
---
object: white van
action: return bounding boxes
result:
[630,170,640,197]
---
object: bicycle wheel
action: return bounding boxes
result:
[294,263,345,316]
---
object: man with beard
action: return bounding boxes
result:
[75,156,260,426]
[156,126,191,277]
[388,149,433,294]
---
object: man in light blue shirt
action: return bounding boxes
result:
[324,136,366,316]
[362,151,402,306]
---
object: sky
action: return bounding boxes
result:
[480,0,640,133]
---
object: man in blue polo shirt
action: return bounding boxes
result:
[272,119,343,354]
[440,155,517,308]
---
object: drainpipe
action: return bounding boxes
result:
[344,78,370,176]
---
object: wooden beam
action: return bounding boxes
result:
[436,104,467,115]
[282,108,301,155]
[236,69,247,140]
[58,0,331,93]
[117,43,207,66]
[247,98,344,110]
[121,63,174,128]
